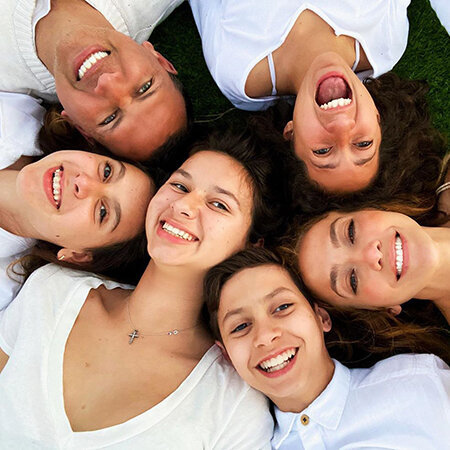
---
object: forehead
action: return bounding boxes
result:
[220,265,302,313]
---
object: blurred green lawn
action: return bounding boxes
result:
[152,0,449,138]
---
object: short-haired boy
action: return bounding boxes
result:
[204,248,450,449]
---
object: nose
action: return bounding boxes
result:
[253,319,281,348]
[73,173,102,199]
[324,115,356,135]
[360,240,383,270]
[170,192,202,219]
[94,72,128,102]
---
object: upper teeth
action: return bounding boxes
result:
[259,348,296,373]
[162,222,195,241]
[78,51,108,80]
[52,169,62,206]
[320,97,352,110]
[395,235,403,277]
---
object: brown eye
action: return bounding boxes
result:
[348,219,355,244]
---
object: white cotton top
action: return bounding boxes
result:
[189,0,411,111]
[0,227,35,310]
[0,264,273,449]
[0,92,45,169]
[272,355,450,450]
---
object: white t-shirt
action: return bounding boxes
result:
[0,264,273,449]
[272,355,450,449]
[189,0,412,110]
[0,227,35,310]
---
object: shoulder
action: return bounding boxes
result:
[349,354,449,393]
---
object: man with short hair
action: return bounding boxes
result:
[0,0,187,164]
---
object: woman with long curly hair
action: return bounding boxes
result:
[189,0,447,193]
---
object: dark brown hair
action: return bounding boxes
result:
[204,247,450,366]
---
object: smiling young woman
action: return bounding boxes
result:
[0,125,290,446]
[0,150,154,308]
[189,1,447,194]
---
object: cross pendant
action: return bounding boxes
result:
[128,329,139,344]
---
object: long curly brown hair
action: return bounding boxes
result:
[259,72,446,223]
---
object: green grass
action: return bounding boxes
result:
[152,0,449,135]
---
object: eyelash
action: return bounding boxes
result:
[313,147,332,155]
[100,112,117,126]
[348,219,355,244]
[355,140,373,149]
[231,323,249,334]
[170,182,188,193]
[274,303,292,313]
[347,219,357,294]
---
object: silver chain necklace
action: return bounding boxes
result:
[126,297,199,344]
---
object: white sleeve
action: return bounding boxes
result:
[0,282,26,355]
[213,386,273,450]
[429,0,450,34]
[0,92,44,170]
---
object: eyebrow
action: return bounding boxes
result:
[329,217,340,247]
[311,151,376,169]
[221,287,294,323]
[330,265,344,298]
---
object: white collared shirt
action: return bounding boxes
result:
[272,354,450,450]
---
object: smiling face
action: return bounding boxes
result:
[217,265,332,408]
[145,151,254,271]
[297,210,439,310]
[53,28,187,160]
[287,52,381,193]
[16,151,154,253]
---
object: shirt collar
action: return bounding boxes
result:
[272,360,350,448]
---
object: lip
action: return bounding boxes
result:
[391,231,409,280]
[156,219,199,244]
[73,45,109,81]
[315,71,353,112]
[255,347,298,379]
[43,166,63,209]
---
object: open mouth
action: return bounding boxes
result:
[316,74,352,110]
[258,348,297,374]
[395,232,403,280]
[51,167,64,209]
[77,50,110,81]
[160,221,198,242]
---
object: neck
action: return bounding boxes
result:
[127,260,206,333]
[416,227,450,321]
[274,11,365,95]
[35,0,113,72]
[272,354,335,413]
[0,170,34,237]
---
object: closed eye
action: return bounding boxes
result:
[313,147,332,155]
[99,111,117,126]
[355,140,373,149]
[170,182,188,193]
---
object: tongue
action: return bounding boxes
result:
[316,76,348,105]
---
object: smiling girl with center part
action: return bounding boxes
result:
[296,209,450,324]
[0,128,289,447]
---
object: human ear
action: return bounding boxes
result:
[142,41,177,74]
[56,248,93,265]
[314,304,332,332]
[60,111,95,144]
[283,121,294,141]
[215,340,232,364]
[387,305,402,316]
